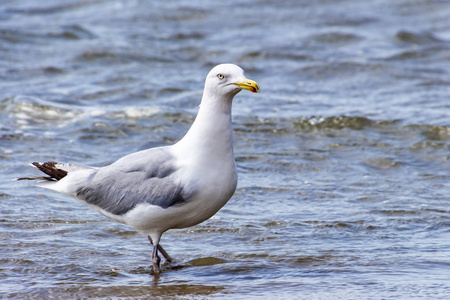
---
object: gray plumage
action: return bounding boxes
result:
[76,148,188,215]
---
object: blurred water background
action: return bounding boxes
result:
[1,0,450,299]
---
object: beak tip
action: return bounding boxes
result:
[251,84,260,93]
[236,79,260,93]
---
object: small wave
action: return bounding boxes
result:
[6,0,103,15]
[395,30,444,45]
[52,24,97,40]
[406,124,450,141]
[236,115,449,140]
[383,45,449,61]
[1,95,181,129]
[307,31,363,45]
[294,62,386,81]
[73,49,173,65]
[1,96,78,128]
[295,116,375,130]
[235,115,379,133]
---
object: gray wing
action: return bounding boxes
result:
[75,148,187,215]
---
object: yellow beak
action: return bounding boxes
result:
[234,77,260,93]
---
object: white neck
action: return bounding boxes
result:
[173,92,236,164]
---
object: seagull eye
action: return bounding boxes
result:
[217,74,225,80]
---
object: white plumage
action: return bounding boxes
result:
[19,64,260,275]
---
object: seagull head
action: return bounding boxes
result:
[204,64,260,99]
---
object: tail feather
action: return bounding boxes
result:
[16,176,56,181]
[16,161,68,181]
[32,162,68,180]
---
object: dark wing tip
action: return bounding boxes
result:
[32,161,68,181]
[15,176,56,181]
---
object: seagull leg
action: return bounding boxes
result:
[151,244,161,275]
[147,235,173,263]
[157,244,173,263]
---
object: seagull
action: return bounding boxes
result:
[18,63,260,275]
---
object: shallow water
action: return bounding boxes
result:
[1,0,450,299]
